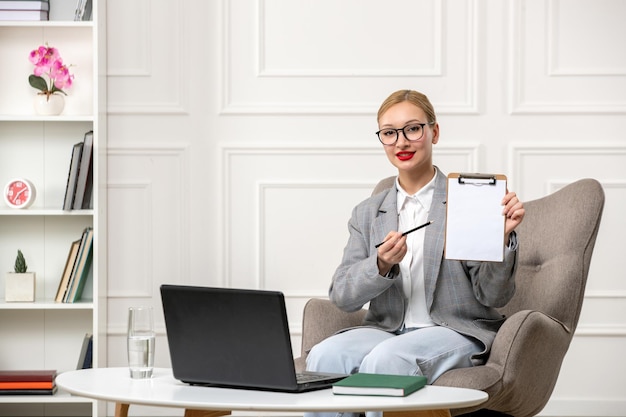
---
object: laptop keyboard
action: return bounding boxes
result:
[296,373,329,383]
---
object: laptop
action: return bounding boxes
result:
[160,284,347,392]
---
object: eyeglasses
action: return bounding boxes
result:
[375,122,435,146]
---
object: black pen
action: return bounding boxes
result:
[375,220,434,248]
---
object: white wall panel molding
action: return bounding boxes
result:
[509,0,626,114]
[221,143,480,289]
[257,181,377,290]
[220,144,387,290]
[256,0,444,78]
[577,289,626,337]
[106,0,150,78]
[509,143,626,200]
[106,0,188,114]
[107,180,153,299]
[576,327,626,336]
[548,0,626,76]
[221,0,480,115]
[434,143,481,175]
[106,145,189,336]
[576,326,626,337]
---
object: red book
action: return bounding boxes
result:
[0,370,57,382]
[0,381,54,389]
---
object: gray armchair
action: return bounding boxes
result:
[295,178,604,417]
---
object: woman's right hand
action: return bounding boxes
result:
[376,231,407,276]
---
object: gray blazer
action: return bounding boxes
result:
[329,167,517,362]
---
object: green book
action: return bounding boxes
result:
[332,373,427,397]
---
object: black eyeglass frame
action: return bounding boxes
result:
[375,122,435,146]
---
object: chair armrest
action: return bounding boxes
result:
[294,298,366,372]
[435,310,571,417]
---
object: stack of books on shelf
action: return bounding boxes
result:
[55,227,93,303]
[63,130,94,211]
[0,0,49,21]
[0,370,57,395]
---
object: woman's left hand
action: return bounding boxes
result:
[502,191,525,236]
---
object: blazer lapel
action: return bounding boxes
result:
[371,186,399,251]
[423,168,447,308]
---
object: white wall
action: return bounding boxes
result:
[105,0,626,416]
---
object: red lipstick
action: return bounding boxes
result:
[396,152,414,161]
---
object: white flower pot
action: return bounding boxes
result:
[33,94,65,116]
[5,272,36,302]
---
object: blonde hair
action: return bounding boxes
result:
[377,90,437,124]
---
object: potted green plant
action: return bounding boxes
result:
[5,250,35,302]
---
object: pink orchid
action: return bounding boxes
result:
[28,44,73,98]
[50,60,73,89]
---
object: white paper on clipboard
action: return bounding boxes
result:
[444,173,507,262]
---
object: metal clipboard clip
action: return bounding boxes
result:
[458,173,497,186]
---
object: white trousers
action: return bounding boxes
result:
[304,326,482,417]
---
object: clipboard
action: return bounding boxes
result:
[444,173,507,262]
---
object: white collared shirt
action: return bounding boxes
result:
[396,174,437,328]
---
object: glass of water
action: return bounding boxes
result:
[127,306,155,379]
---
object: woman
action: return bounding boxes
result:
[305,90,524,415]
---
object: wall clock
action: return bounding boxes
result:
[4,178,36,209]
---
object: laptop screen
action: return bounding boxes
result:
[160,285,301,391]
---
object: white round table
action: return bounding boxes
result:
[56,368,487,417]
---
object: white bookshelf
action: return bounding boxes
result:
[0,0,106,416]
